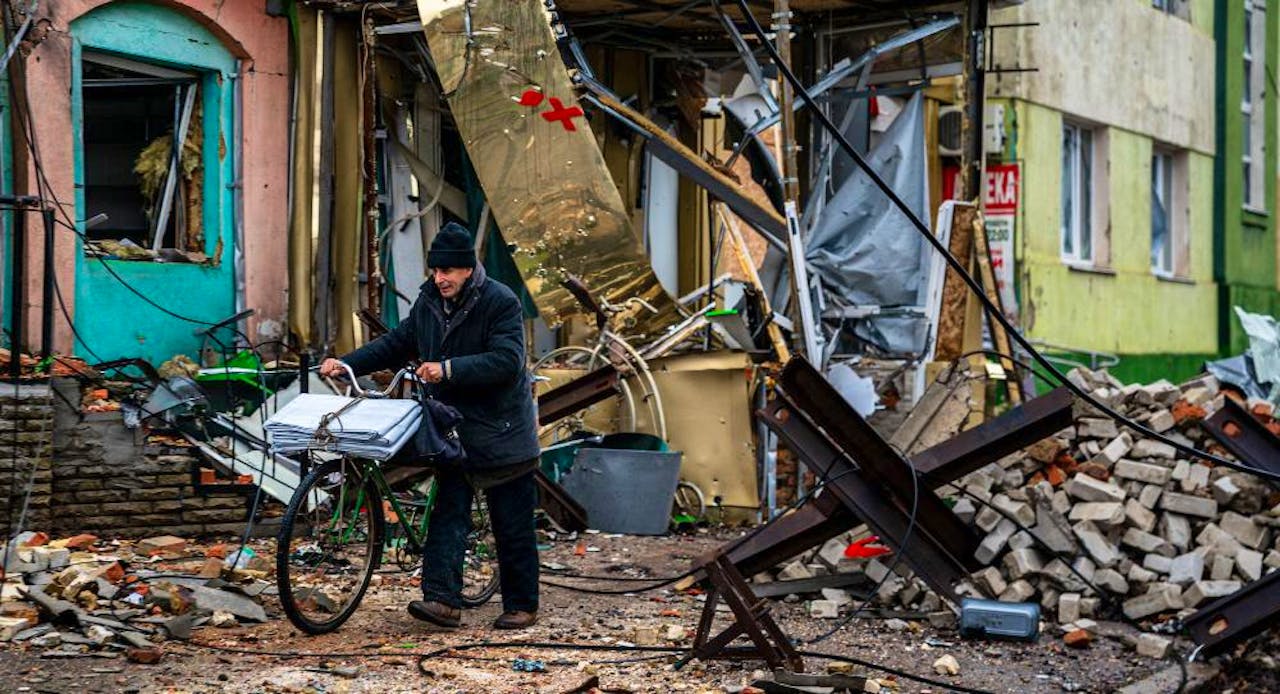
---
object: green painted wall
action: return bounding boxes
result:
[1215,0,1280,355]
[70,2,236,364]
[1004,99,1218,360]
[1190,0,1214,35]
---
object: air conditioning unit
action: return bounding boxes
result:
[939,106,964,156]
[938,105,1007,157]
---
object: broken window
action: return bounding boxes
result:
[82,51,206,261]
[1243,0,1267,211]
[1061,122,1094,264]
[1151,150,1174,276]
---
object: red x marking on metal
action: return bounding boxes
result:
[540,97,584,132]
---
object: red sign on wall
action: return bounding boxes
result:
[942,163,1020,212]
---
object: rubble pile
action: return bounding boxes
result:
[764,367,1280,649]
[0,531,275,660]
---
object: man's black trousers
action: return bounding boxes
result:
[420,464,540,613]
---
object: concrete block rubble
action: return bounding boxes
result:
[756,366,1280,654]
[0,531,279,663]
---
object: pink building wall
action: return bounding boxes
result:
[15,0,290,355]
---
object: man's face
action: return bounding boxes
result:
[433,266,473,300]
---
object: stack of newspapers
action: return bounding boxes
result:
[264,393,420,460]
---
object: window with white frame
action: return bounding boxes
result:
[1151,150,1174,275]
[1151,146,1190,278]
[1243,0,1267,210]
[1061,122,1095,264]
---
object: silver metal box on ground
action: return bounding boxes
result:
[959,598,1040,641]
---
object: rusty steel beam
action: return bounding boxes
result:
[777,358,982,574]
[759,396,970,603]
[912,386,1074,484]
[1185,569,1280,657]
[1201,397,1280,479]
[717,387,1072,582]
[535,469,589,532]
[536,365,621,427]
[716,490,856,579]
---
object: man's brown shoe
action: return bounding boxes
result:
[493,611,537,630]
[408,600,461,628]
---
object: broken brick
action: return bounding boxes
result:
[1078,463,1111,482]
[19,532,48,548]
[62,534,98,550]
[1171,400,1206,425]
[125,647,164,665]
[1063,629,1092,648]
[137,536,187,556]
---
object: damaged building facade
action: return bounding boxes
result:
[988,0,1280,384]
[1,0,291,364]
[0,0,1277,533]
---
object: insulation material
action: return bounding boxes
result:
[805,91,931,355]
[331,21,363,355]
[287,7,319,345]
[416,0,675,335]
[631,352,760,511]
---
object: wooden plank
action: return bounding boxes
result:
[972,212,1021,404]
[934,202,978,362]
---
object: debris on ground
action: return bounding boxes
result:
[0,531,277,659]
[750,367,1280,660]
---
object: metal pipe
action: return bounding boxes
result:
[961,0,989,200]
[40,208,53,357]
[232,61,248,346]
[9,206,24,380]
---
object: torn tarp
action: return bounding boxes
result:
[1232,306,1280,405]
[805,92,931,354]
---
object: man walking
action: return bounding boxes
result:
[320,222,541,629]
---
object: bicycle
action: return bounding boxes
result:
[275,364,499,635]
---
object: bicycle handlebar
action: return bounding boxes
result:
[314,362,421,398]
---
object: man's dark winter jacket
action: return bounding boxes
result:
[341,265,540,469]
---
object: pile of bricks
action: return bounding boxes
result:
[766,367,1279,651]
[949,367,1278,629]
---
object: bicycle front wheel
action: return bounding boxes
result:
[277,459,384,634]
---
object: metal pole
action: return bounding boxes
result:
[773,0,799,204]
[9,209,24,380]
[961,0,990,200]
[40,208,53,358]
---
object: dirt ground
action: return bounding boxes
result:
[0,528,1233,693]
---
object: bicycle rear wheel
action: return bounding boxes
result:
[277,459,384,634]
[460,491,500,607]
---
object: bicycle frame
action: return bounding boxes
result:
[328,457,435,557]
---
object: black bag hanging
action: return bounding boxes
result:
[408,377,467,465]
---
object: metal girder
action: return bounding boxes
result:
[741,15,961,138]
[575,76,789,248]
[1185,569,1280,657]
[536,365,621,427]
[777,358,982,574]
[714,384,1073,582]
[759,395,971,603]
[1201,397,1280,480]
[716,489,857,578]
[535,469,589,532]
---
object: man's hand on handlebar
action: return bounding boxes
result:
[319,358,348,379]
[416,361,444,384]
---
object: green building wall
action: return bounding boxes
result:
[998,97,1219,385]
[1215,0,1280,355]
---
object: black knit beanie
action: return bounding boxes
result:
[427,222,476,269]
